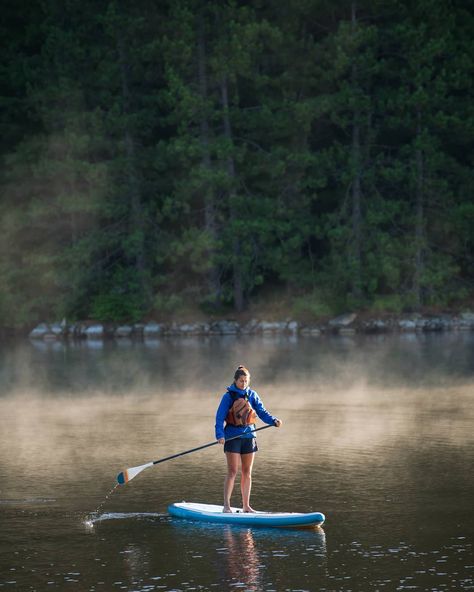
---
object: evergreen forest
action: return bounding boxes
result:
[1,0,473,329]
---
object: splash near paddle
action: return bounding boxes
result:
[168,502,325,529]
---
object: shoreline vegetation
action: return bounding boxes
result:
[25,311,474,341]
[1,2,473,334]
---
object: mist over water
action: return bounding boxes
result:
[1,333,473,591]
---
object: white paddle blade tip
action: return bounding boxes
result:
[117,462,153,485]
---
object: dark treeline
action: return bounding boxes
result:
[1,0,473,327]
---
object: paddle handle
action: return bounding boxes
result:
[152,424,273,466]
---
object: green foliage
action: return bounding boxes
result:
[153,293,185,316]
[91,293,143,324]
[291,293,337,320]
[369,295,406,315]
[0,0,473,328]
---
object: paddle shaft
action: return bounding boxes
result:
[152,424,273,466]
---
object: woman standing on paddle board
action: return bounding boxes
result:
[215,365,282,513]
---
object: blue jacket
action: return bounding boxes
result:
[215,384,277,440]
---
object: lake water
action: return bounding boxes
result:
[0,333,473,591]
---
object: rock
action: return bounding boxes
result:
[85,324,104,339]
[423,317,445,331]
[438,315,454,330]
[260,321,286,332]
[50,323,65,336]
[398,319,417,331]
[210,320,240,334]
[165,322,180,335]
[178,323,207,335]
[24,310,474,340]
[74,323,89,338]
[132,323,145,335]
[363,319,390,332]
[29,323,50,339]
[144,322,163,336]
[241,319,260,334]
[287,321,298,333]
[115,325,133,338]
[329,313,357,327]
[459,312,474,329]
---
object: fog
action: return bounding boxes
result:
[1,333,473,501]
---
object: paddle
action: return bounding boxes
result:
[116,424,274,485]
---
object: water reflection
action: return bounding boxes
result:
[9,331,471,397]
[28,339,65,353]
[169,519,327,590]
[220,526,263,590]
[121,542,151,583]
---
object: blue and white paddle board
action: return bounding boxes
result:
[168,502,325,528]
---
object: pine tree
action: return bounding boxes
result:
[379,0,474,308]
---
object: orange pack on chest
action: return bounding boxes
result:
[226,393,257,426]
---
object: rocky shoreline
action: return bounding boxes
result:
[28,312,474,340]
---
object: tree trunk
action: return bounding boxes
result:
[413,109,424,309]
[117,36,150,304]
[350,1,362,300]
[220,74,244,312]
[197,14,221,304]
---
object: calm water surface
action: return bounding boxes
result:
[0,333,473,591]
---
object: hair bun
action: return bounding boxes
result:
[234,365,250,381]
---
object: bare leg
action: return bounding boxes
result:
[223,452,240,512]
[241,452,256,512]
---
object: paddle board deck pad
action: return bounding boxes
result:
[168,502,325,528]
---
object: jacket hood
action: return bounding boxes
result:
[227,384,249,396]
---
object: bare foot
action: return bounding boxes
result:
[222,505,233,513]
[242,506,256,513]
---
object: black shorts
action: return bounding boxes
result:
[224,437,258,454]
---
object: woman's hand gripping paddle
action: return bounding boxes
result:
[117,424,274,485]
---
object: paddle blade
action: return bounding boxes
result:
[117,461,153,485]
